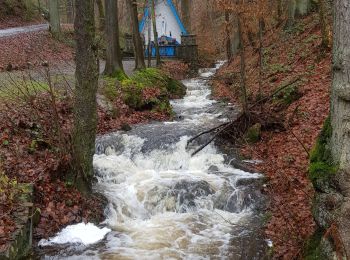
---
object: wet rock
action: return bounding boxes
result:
[172,180,214,213]
[173,180,214,198]
[236,178,258,187]
[41,61,49,67]
[208,165,219,173]
[6,63,13,71]
[121,123,132,132]
[225,188,255,213]
[214,181,262,213]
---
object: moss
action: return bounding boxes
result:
[117,68,185,110]
[102,77,119,101]
[303,229,325,260]
[308,117,337,190]
[269,63,291,74]
[274,82,301,105]
[0,80,50,99]
[167,78,186,98]
[245,123,261,144]
[121,82,143,109]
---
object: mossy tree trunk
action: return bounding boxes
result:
[49,0,61,37]
[96,0,105,32]
[72,0,99,194]
[104,0,124,76]
[330,0,350,255]
[151,0,161,66]
[127,0,146,70]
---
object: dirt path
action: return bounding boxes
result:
[0,24,48,38]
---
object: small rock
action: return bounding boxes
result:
[41,61,49,67]
[121,123,131,131]
[6,63,13,71]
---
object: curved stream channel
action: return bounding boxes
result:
[38,62,267,259]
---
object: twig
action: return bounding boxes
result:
[186,122,229,147]
[286,121,310,158]
[191,122,234,156]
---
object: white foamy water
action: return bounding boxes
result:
[38,223,111,246]
[39,61,266,259]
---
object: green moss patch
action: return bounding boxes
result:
[308,117,338,191]
[303,228,325,260]
[273,82,302,106]
[245,123,261,144]
[102,68,186,112]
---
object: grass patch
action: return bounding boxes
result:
[273,81,301,106]
[269,63,291,74]
[0,80,50,99]
[303,229,325,260]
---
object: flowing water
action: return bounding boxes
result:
[38,62,267,259]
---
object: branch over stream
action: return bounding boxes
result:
[186,77,301,156]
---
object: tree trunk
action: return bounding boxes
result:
[104,0,124,76]
[127,0,146,70]
[277,0,283,24]
[237,14,248,115]
[151,0,161,66]
[331,0,350,254]
[318,0,329,48]
[181,0,191,32]
[286,0,296,28]
[72,0,99,194]
[66,0,74,23]
[295,0,310,16]
[258,17,264,100]
[96,0,105,32]
[147,6,152,67]
[225,10,232,61]
[49,0,61,36]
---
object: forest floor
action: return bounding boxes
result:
[212,13,331,259]
[0,24,190,252]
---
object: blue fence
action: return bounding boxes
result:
[145,45,177,57]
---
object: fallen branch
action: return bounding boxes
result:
[186,122,229,148]
[187,78,300,157]
[191,122,234,156]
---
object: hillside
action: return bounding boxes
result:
[212,12,331,258]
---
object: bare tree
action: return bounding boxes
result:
[49,0,61,37]
[286,0,296,28]
[104,0,125,76]
[181,0,191,32]
[127,0,146,70]
[318,0,330,48]
[151,0,161,66]
[72,0,99,193]
[330,0,350,254]
[237,14,248,115]
[224,10,232,61]
[96,0,105,31]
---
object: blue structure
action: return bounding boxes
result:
[139,0,188,57]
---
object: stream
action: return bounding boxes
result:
[38,62,267,259]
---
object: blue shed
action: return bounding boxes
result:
[139,0,188,57]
